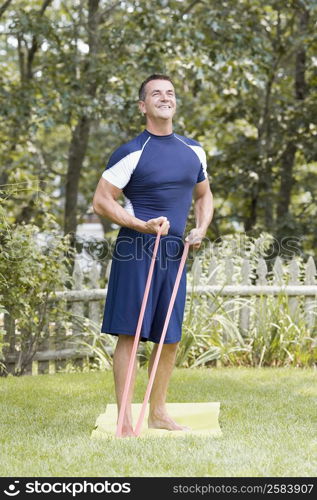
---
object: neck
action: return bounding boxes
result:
[145,118,173,136]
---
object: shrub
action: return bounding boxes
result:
[0,203,73,375]
[175,233,317,367]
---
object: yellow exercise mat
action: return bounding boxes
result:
[91,402,221,439]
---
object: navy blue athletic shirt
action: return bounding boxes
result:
[102,129,208,237]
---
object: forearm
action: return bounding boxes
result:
[194,191,214,235]
[93,196,146,232]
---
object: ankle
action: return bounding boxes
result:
[149,406,167,419]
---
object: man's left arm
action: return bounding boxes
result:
[186,179,214,249]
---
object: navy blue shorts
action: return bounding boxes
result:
[101,227,187,344]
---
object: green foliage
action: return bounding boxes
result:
[1,0,316,257]
[0,195,73,375]
[174,233,317,368]
[178,291,317,368]
[70,318,116,371]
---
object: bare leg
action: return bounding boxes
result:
[148,341,189,431]
[113,335,137,437]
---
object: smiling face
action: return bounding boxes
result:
[138,79,176,124]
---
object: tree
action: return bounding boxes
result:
[1,0,316,261]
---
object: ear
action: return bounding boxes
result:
[138,100,146,114]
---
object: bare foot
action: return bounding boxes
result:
[148,413,190,432]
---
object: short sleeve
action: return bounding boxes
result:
[195,146,207,183]
[102,148,142,190]
[196,164,206,183]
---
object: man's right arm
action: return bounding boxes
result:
[92,178,169,235]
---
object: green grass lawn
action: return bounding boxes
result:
[1,367,316,477]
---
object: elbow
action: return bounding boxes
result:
[92,196,101,216]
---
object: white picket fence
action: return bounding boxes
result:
[2,254,317,375]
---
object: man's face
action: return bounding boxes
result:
[139,79,176,121]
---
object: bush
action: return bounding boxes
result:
[0,203,73,375]
[175,233,317,368]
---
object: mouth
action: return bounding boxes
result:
[158,105,172,109]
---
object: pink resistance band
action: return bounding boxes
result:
[116,225,190,437]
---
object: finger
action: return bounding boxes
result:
[189,237,201,246]
[158,216,167,224]
[156,220,169,234]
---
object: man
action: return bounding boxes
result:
[93,74,213,437]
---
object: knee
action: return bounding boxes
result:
[118,334,134,343]
[164,341,179,354]
[116,334,135,350]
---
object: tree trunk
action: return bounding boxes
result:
[64,116,90,239]
[63,0,100,240]
[276,8,308,228]
[99,215,113,235]
[256,62,276,233]
[245,196,257,232]
[0,0,13,19]
[276,143,297,222]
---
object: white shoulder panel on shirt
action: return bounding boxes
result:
[102,150,141,189]
[102,136,151,189]
[188,145,208,180]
